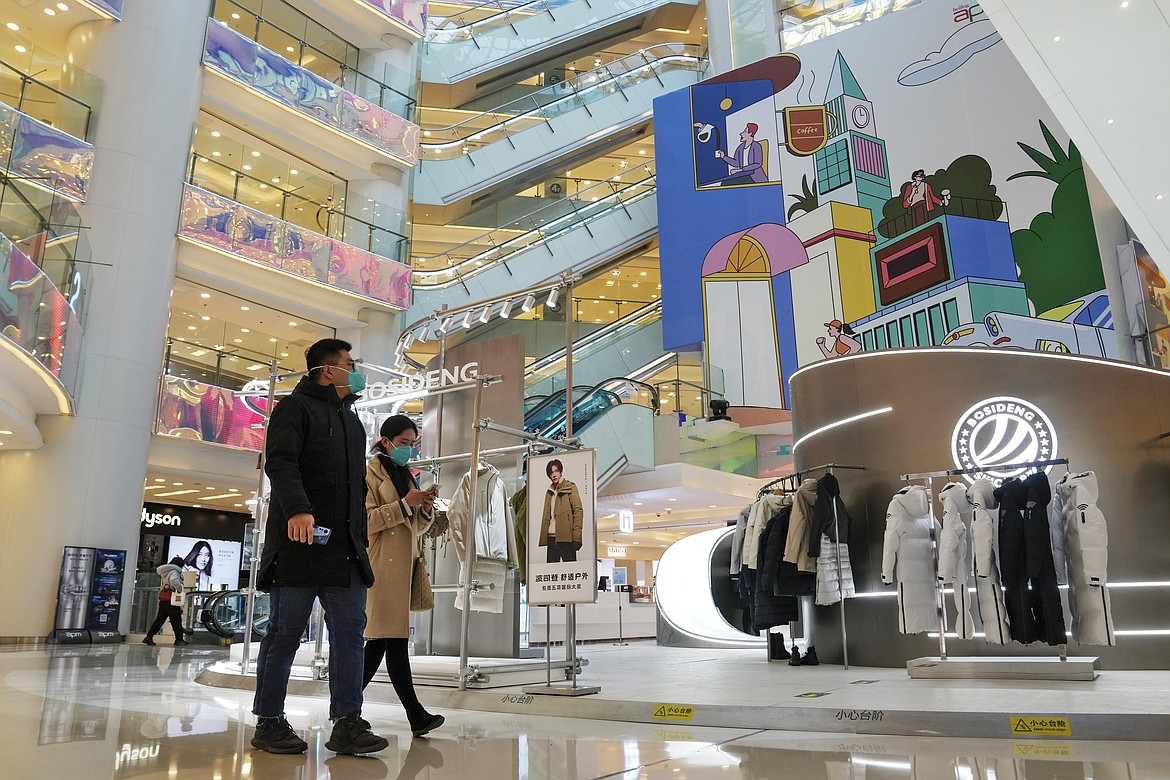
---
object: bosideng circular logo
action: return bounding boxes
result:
[951,396,1058,483]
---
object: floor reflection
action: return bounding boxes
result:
[1,645,1167,779]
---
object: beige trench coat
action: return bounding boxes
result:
[364,456,433,638]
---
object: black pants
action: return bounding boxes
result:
[362,638,426,726]
[146,601,184,639]
[546,539,578,563]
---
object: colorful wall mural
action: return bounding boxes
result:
[654,1,1115,409]
[202,20,420,167]
[155,377,268,451]
[179,184,413,310]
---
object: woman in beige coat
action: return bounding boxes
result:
[362,415,444,737]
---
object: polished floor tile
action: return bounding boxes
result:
[2,643,1169,779]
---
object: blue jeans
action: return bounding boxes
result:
[252,562,368,721]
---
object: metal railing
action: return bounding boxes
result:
[212,0,416,120]
[0,59,94,141]
[874,194,1008,241]
[425,0,576,42]
[188,154,410,262]
[412,166,655,288]
[418,45,705,156]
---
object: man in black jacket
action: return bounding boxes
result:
[251,338,387,755]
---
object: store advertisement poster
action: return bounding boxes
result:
[526,449,597,605]
[54,546,96,631]
[87,549,126,631]
[167,537,241,591]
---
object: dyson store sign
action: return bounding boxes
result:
[951,395,1058,483]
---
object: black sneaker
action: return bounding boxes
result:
[804,645,820,666]
[788,644,802,667]
[251,716,308,754]
[174,639,188,646]
[410,713,445,738]
[326,714,389,755]
[142,637,155,646]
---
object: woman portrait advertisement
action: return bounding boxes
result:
[167,537,241,591]
[182,540,214,591]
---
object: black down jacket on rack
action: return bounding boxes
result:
[996,473,1067,646]
[753,505,800,631]
[809,473,851,558]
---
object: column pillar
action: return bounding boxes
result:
[0,1,207,637]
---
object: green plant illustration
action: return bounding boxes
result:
[787,174,819,220]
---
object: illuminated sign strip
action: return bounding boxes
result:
[792,406,893,452]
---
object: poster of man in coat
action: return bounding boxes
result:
[527,449,597,605]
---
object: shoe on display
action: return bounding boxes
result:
[768,633,790,660]
[410,713,445,738]
[251,716,308,754]
[788,644,802,667]
[142,637,155,646]
[326,714,389,755]
[804,645,820,666]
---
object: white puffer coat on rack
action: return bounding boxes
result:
[448,462,517,613]
[968,479,1011,644]
[881,485,936,635]
[937,482,975,640]
[1053,471,1115,646]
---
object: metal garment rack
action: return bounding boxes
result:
[793,463,864,670]
[899,457,1070,663]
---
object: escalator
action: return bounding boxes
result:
[413,46,704,218]
[523,377,659,485]
[408,167,657,319]
[422,0,700,107]
[200,589,270,640]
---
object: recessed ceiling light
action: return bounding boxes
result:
[200,292,210,298]
[187,325,196,330]
[234,338,243,343]
[669,498,677,502]
[633,502,642,506]
[241,306,250,311]
[709,504,717,508]
[211,151,221,157]
[289,169,298,175]
[154,478,165,483]
[0,430,12,435]
[210,131,221,137]
[57,2,70,9]
[271,177,280,183]
[44,8,56,16]
[1052,35,1060,42]
[6,22,19,31]
[289,321,297,326]
[243,164,252,170]
[172,483,183,486]
[286,46,294,52]
[231,12,240,18]
[241,328,250,333]
[270,337,278,342]
[251,150,261,157]
[1159,195,1165,201]
[15,45,26,53]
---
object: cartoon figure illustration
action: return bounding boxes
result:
[901,169,950,227]
[817,319,862,358]
[716,124,768,184]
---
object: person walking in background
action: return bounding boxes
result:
[538,459,583,562]
[361,414,445,738]
[250,338,388,756]
[143,556,192,646]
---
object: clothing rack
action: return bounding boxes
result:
[899,457,1070,664]
[792,463,864,669]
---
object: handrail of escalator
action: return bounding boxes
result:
[412,168,656,286]
[523,384,596,427]
[524,299,662,380]
[425,0,672,43]
[200,589,269,639]
[418,45,704,151]
[530,376,660,437]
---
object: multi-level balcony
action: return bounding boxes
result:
[201,6,420,180]
[282,0,427,45]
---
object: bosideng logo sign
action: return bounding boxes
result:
[951,396,1058,483]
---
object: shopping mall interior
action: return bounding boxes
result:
[1,0,1169,777]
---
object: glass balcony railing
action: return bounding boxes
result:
[418,45,704,158]
[0,231,83,397]
[778,0,921,50]
[212,0,418,120]
[0,58,94,142]
[0,175,92,325]
[178,183,413,310]
[426,0,579,42]
[411,167,656,288]
[202,20,420,167]
[0,100,95,203]
[188,155,409,262]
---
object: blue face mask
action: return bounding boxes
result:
[312,364,365,394]
[388,444,413,466]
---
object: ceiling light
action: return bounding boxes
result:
[251,150,261,157]
[639,150,646,155]
[546,288,560,308]
[211,151,221,157]
[460,311,473,329]
[1052,35,1060,42]
[57,2,70,9]
[271,177,280,183]
[200,292,210,298]
[241,306,250,311]
[269,337,277,343]
[210,131,221,137]
[478,306,491,323]
[500,299,514,318]
[154,478,165,482]
[242,164,252,170]
[6,23,19,31]
[14,45,27,53]
[234,338,243,343]
[521,294,536,312]
[288,321,297,326]
[290,169,298,175]
[286,46,294,52]
[200,315,210,321]
[669,498,677,502]
[44,8,56,16]
[0,430,12,435]
[416,325,429,343]
[231,12,240,18]
[633,501,642,506]
[439,315,454,333]
[241,328,250,333]
[187,325,197,331]
[402,331,416,350]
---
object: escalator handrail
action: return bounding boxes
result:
[412,169,656,284]
[530,376,659,437]
[419,44,704,146]
[524,299,662,379]
[425,0,564,40]
[200,588,268,639]
[523,384,597,427]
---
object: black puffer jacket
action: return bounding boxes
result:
[258,376,374,589]
[809,473,851,557]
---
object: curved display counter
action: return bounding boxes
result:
[790,348,1170,670]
